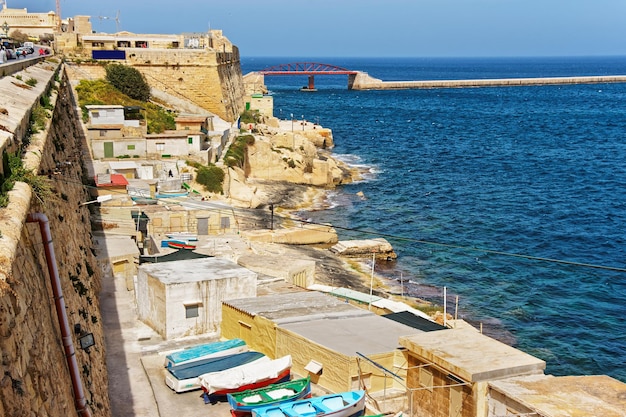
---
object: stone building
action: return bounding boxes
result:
[399,325,546,417]
[487,374,626,417]
[0,4,57,39]
[85,104,147,159]
[136,258,257,339]
[221,291,422,413]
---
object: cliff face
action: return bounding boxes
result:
[0,63,110,416]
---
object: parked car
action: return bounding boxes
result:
[17,46,33,56]
[5,48,16,60]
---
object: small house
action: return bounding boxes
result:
[399,325,546,417]
[137,258,257,340]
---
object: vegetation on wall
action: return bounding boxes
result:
[0,152,51,207]
[240,109,261,124]
[224,135,255,169]
[105,64,151,101]
[75,79,176,134]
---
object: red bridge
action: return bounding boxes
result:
[258,62,359,90]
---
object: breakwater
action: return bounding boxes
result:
[349,71,626,90]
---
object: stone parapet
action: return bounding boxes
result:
[0,63,112,416]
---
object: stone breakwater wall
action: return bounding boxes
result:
[0,63,111,416]
[349,71,626,90]
[65,48,245,122]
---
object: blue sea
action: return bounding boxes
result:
[241,56,626,382]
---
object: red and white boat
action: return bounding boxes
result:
[200,355,292,401]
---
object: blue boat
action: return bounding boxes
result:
[251,390,366,417]
[164,338,247,368]
[165,351,266,393]
[227,376,311,416]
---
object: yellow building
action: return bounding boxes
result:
[0,5,57,39]
[222,291,428,413]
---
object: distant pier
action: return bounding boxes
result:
[251,62,626,91]
[348,71,626,90]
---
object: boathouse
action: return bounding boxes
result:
[488,374,626,417]
[399,325,546,417]
[137,258,256,339]
[222,291,428,412]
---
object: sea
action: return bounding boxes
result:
[241,56,626,383]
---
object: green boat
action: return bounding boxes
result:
[227,376,311,416]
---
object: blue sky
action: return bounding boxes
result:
[11,0,626,57]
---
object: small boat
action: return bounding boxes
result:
[156,190,189,198]
[227,376,311,417]
[164,338,248,368]
[167,240,196,250]
[165,352,266,393]
[166,232,198,241]
[251,390,366,417]
[200,355,292,401]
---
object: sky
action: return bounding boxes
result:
[10,0,626,58]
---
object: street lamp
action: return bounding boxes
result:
[2,22,9,37]
[290,113,294,133]
[302,115,305,131]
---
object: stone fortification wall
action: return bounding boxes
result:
[64,47,245,123]
[0,63,111,416]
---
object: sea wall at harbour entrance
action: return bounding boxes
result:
[349,71,626,90]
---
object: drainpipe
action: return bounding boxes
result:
[27,213,92,417]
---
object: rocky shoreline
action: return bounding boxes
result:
[217,117,440,316]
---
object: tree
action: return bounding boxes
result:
[10,30,29,44]
[105,64,151,101]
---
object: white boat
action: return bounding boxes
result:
[200,355,292,397]
[166,232,198,241]
[165,355,269,393]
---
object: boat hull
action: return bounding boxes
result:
[201,355,293,400]
[164,338,247,368]
[165,353,267,393]
[251,390,366,417]
[228,376,311,416]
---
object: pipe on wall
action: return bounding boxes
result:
[26,213,92,417]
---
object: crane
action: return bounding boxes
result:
[97,10,121,32]
[56,0,61,31]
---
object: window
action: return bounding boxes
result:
[127,144,135,150]
[99,130,106,137]
[184,303,202,319]
[419,368,433,392]
[156,143,165,151]
[188,137,193,144]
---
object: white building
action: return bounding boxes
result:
[136,258,257,340]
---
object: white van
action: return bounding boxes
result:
[24,41,34,49]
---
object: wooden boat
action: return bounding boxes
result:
[164,338,248,368]
[165,352,266,393]
[251,390,366,417]
[167,240,196,250]
[227,376,311,417]
[200,355,292,401]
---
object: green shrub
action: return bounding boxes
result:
[195,165,224,193]
[240,109,261,124]
[224,135,254,168]
[105,63,150,101]
[25,78,38,87]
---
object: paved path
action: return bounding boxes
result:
[101,268,231,416]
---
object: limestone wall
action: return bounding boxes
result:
[0,63,111,416]
[63,48,245,123]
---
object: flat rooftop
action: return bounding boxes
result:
[280,314,419,356]
[223,291,370,323]
[489,374,626,417]
[400,327,546,382]
[140,257,256,284]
